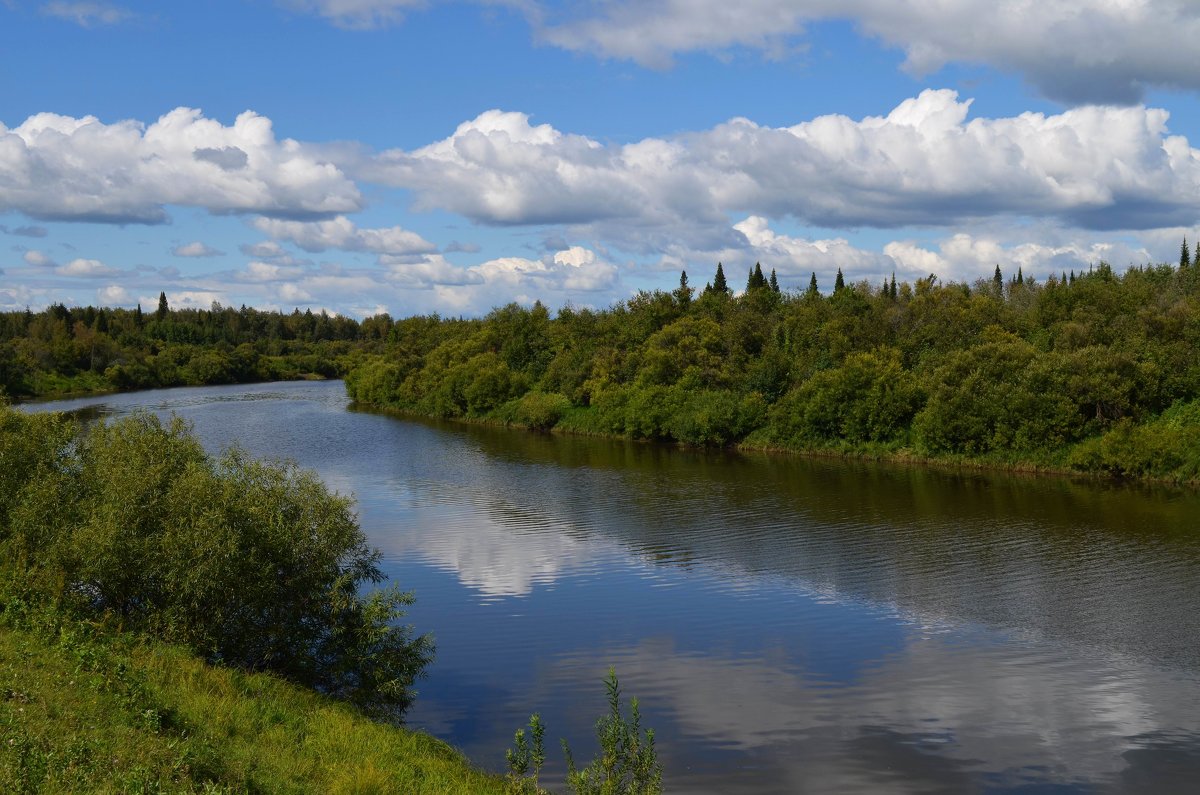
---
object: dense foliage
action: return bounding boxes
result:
[0,298,389,399]
[346,263,1200,482]
[0,407,432,717]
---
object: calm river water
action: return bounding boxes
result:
[24,380,1200,793]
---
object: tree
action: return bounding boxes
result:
[745,262,765,291]
[673,270,693,307]
[1182,237,1192,269]
[712,262,729,294]
[1016,266,1024,286]
[156,291,169,322]
[807,272,818,296]
[1194,240,1199,267]
[769,268,780,293]
[834,268,845,292]
[889,273,898,300]
[993,265,1003,290]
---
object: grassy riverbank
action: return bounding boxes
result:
[0,604,506,794]
[0,405,511,793]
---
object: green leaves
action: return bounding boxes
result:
[0,408,432,718]
[563,668,662,795]
[508,670,661,795]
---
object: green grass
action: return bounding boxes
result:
[0,608,507,794]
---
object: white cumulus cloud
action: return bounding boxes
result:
[0,108,361,224]
[56,258,117,277]
[23,250,55,267]
[97,284,131,305]
[171,241,224,257]
[534,0,1200,104]
[253,215,436,256]
[365,92,1200,241]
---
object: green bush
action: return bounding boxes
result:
[769,348,922,446]
[511,391,572,430]
[0,407,433,718]
[1068,399,1200,480]
[667,388,766,446]
[913,329,1079,456]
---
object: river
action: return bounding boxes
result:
[23,380,1200,793]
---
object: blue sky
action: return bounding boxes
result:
[4,0,1200,317]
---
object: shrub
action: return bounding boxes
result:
[512,391,572,431]
[0,407,433,718]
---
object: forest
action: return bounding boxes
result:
[0,294,391,399]
[344,259,1200,483]
[5,256,1200,484]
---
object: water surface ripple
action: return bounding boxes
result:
[24,381,1200,794]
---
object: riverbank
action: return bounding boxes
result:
[0,605,506,794]
[352,398,1200,489]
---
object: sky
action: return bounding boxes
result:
[4,0,1200,318]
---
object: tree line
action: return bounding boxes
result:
[345,258,1200,483]
[0,294,397,399]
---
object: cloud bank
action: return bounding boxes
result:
[534,0,1200,104]
[370,91,1200,243]
[0,108,361,224]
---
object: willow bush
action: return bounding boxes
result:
[0,406,432,718]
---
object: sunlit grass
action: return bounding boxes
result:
[0,613,506,794]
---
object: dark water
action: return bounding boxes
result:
[23,381,1200,793]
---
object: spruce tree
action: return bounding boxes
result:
[674,270,693,306]
[834,268,845,292]
[134,303,144,326]
[890,273,897,300]
[713,262,729,294]
[753,262,765,289]
[808,272,818,296]
[769,268,780,293]
[993,265,1003,290]
[1016,266,1024,285]
[1183,237,1192,269]
[156,291,169,321]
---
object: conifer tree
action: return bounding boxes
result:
[807,272,818,296]
[674,270,693,307]
[834,268,845,292]
[1194,240,1199,267]
[993,265,1003,290]
[753,262,765,289]
[713,262,729,294]
[1183,237,1192,269]
[1016,267,1024,285]
[134,303,144,326]
[769,268,780,293]
[156,291,169,321]
[889,273,897,300]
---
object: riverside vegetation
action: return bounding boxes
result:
[0,292,391,400]
[0,406,661,793]
[344,257,1200,484]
